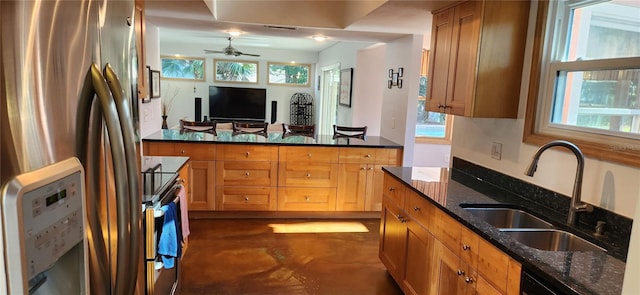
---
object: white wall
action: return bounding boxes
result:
[379,34,423,165]
[352,44,385,136]
[139,23,162,138]
[158,39,318,129]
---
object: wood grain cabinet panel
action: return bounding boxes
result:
[143,142,175,156]
[188,160,215,210]
[175,143,216,161]
[277,187,336,211]
[279,146,338,163]
[278,162,338,187]
[216,161,278,187]
[216,144,278,161]
[215,186,277,211]
[427,1,529,118]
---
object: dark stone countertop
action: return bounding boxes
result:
[141,155,189,173]
[142,129,403,149]
[383,166,626,295]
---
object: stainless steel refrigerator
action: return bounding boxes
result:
[1,1,142,294]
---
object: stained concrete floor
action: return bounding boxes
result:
[180,218,404,295]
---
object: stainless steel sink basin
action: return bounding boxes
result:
[500,229,606,252]
[462,207,553,229]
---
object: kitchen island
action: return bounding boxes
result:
[142,129,403,213]
[381,163,626,295]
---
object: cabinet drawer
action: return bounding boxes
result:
[279,146,338,163]
[278,162,338,187]
[277,187,336,211]
[460,225,479,269]
[405,190,433,230]
[382,174,406,208]
[175,143,216,161]
[215,161,277,186]
[431,209,461,256]
[216,145,278,161]
[339,148,392,164]
[215,186,277,211]
[144,142,175,156]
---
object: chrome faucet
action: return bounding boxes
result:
[525,140,593,226]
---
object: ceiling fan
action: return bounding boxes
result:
[204,37,260,57]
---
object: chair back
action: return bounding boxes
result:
[282,123,315,138]
[180,119,217,135]
[232,121,268,137]
[333,125,367,139]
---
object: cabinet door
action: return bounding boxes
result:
[215,160,277,187]
[365,164,385,211]
[430,240,466,295]
[427,7,454,113]
[336,163,367,211]
[448,1,481,116]
[403,221,433,295]
[188,160,215,210]
[277,187,336,211]
[214,186,277,211]
[278,162,338,187]
[379,200,407,283]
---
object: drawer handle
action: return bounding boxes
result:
[245,151,250,157]
[457,269,465,276]
[360,167,366,171]
[365,154,371,158]
[306,173,311,178]
[307,153,312,158]
[180,150,185,154]
[244,172,250,177]
[368,167,374,171]
[305,196,311,201]
[244,196,249,202]
[465,277,474,284]
[462,244,471,251]
[388,187,395,192]
[413,206,420,212]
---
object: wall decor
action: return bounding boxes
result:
[149,68,161,98]
[268,62,311,86]
[214,59,259,83]
[339,68,353,107]
[388,67,403,89]
[160,56,205,81]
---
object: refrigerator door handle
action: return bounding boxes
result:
[103,63,141,294]
[76,63,133,295]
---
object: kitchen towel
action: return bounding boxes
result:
[178,186,190,240]
[158,202,181,268]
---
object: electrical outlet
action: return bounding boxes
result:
[491,142,502,160]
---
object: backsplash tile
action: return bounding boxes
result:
[452,157,632,261]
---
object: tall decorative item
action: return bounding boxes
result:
[161,84,180,129]
[161,115,168,129]
[290,93,313,125]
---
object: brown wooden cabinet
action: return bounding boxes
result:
[427,1,529,118]
[216,144,278,211]
[338,148,402,211]
[380,173,522,295]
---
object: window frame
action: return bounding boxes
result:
[267,62,311,86]
[415,49,453,144]
[160,56,206,81]
[524,0,640,166]
[213,59,259,84]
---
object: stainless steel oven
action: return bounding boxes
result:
[142,166,183,295]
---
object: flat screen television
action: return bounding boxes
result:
[209,86,266,122]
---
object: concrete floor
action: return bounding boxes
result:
[180,218,404,295]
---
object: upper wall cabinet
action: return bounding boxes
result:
[134,0,147,99]
[427,1,530,118]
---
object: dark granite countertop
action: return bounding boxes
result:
[141,155,189,173]
[383,166,626,295]
[142,129,403,149]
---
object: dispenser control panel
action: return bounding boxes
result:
[2,157,87,293]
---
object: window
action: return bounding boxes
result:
[214,59,258,83]
[416,49,453,144]
[161,56,205,81]
[267,62,311,86]
[525,1,640,165]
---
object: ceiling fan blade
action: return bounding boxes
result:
[238,52,261,57]
[204,49,225,54]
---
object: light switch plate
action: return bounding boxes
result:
[491,142,502,160]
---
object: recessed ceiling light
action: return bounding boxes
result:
[226,30,242,37]
[312,35,327,42]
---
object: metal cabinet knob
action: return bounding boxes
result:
[465,277,474,284]
[365,154,371,158]
[457,270,465,276]
[389,187,395,192]
[244,172,250,177]
[462,244,471,251]
[305,196,311,201]
[306,173,311,178]
[245,151,250,157]
[413,206,420,212]
[307,153,312,158]
[244,196,249,202]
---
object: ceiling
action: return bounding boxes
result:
[145,0,456,53]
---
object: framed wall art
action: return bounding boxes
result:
[339,68,353,107]
[149,68,161,98]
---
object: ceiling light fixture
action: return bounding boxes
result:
[226,30,242,37]
[312,35,327,42]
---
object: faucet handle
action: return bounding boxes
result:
[575,203,594,213]
[595,221,606,236]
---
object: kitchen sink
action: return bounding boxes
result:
[461,206,553,229]
[500,229,606,253]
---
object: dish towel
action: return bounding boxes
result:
[178,186,190,240]
[158,202,181,268]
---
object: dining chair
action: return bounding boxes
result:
[282,123,315,138]
[232,121,269,137]
[333,125,367,139]
[180,119,217,136]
